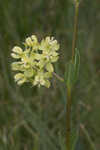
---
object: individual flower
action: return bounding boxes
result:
[14,73,26,85]
[39,37,59,51]
[33,71,51,88]
[11,35,60,88]
[40,37,59,61]
[24,35,39,51]
[11,46,23,59]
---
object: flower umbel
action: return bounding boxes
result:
[11,35,60,88]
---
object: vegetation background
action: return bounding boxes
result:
[0,0,100,149]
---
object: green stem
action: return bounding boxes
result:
[72,1,79,62]
[66,87,71,150]
[66,1,80,150]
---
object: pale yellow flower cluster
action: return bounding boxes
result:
[11,35,60,88]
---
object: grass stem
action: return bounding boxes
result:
[66,1,80,150]
[66,87,71,150]
[72,1,79,62]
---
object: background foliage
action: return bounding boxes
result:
[0,0,100,149]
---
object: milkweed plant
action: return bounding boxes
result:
[11,0,94,150]
[11,35,59,88]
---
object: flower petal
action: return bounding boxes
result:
[12,46,23,54]
[46,63,54,72]
[11,53,20,59]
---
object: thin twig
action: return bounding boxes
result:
[53,72,64,82]
[80,124,96,150]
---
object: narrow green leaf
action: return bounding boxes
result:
[58,132,66,150]
[64,61,75,88]
[64,48,80,88]
[73,48,80,82]
[70,128,79,150]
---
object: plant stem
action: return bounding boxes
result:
[66,87,71,150]
[72,1,80,62]
[66,1,80,150]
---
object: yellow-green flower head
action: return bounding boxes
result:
[11,35,60,88]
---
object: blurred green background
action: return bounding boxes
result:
[0,0,100,149]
